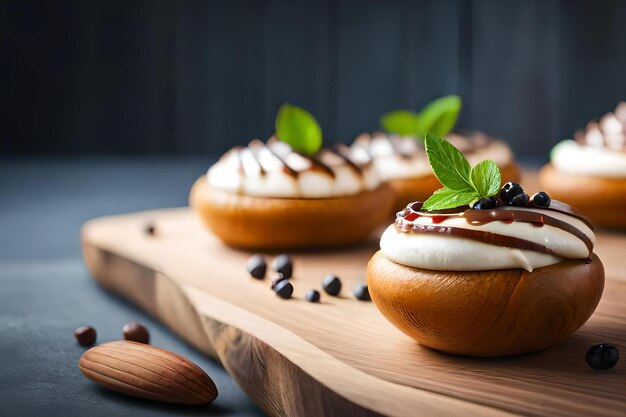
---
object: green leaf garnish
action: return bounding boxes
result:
[379,95,462,139]
[379,110,421,136]
[422,188,479,211]
[275,103,322,155]
[424,133,472,190]
[415,95,462,136]
[422,133,501,211]
[470,160,501,197]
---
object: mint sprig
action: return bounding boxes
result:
[380,95,462,139]
[275,103,322,156]
[422,134,501,211]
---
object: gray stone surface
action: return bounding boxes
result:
[0,158,265,417]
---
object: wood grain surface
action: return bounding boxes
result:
[81,177,626,417]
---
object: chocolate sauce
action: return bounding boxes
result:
[330,145,365,176]
[396,200,594,255]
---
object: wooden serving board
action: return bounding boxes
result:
[82,210,626,417]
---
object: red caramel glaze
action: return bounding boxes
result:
[396,200,593,255]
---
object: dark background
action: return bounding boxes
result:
[2,0,626,159]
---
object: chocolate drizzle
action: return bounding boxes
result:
[396,201,594,255]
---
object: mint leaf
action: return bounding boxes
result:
[380,110,420,136]
[415,95,462,136]
[422,187,479,211]
[470,160,501,197]
[275,103,322,155]
[424,133,473,190]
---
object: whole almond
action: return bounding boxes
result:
[78,340,218,404]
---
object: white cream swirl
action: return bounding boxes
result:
[207,139,381,198]
[551,102,626,178]
[352,132,513,180]
[380,206,594,272]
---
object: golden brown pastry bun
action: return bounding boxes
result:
[539,164,626,229]
[367,251,604,357]
[388,162,521,214]
[190,177,393,250]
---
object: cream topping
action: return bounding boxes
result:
[352,132,513,180]
[208,139,381,198]
[380,205,594,272]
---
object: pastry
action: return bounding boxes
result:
[356,95,519,212]
[190,104,393,250]
[352,130,519,212]
[367,134,604,357]
[540,102,626,228]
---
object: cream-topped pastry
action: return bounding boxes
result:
[540,101,626,228]
[190,103,394,249]
[208,138,380,198]
[381,201,594,272]
[352,131,519,212]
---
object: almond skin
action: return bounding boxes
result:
[79,340,218,404]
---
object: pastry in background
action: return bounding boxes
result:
[353,95,519,212]
[367,134,603,357]
[540,102,626,228]
[190,103,393,250]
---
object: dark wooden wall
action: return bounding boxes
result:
[2,0,626,159]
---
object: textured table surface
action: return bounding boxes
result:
[0,157,264,417]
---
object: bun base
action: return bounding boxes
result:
[389,162,520,213]
[539,164,626,229]
[190,177,393,250]
[367,251,604,357]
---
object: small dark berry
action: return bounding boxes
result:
[144,223,156,236]
[500,182,524,204]
[270,273,288,289]
[272,254,293,279]
[306,289,320,302]
[353,283,371,301]
[74,325,97,346]
[585,344,619,370]
[531,191,551,207]
[409,201,423,212]
[472,197,497,210]
[322,275,342,296]
[123,322,150,344]
[246,255,266,279]
[510,192,529,207]
[274,280,293,299]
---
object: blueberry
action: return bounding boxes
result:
[472,197,497,210]
[270,273,287,289]
[322,275,342,296]
[305,289,320,302]
[585,344,619,370]
[531,191,551,207]
[500,182,524,204]
[144,223,156,236]
[246,255,266,279]
[510,192,529,207]
[272,254,293,279]
[353,283,371,301]
[274,279,293,299]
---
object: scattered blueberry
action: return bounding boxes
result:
[272,255,293,279]
[531,191,551,207]
[322,275,342,296]
[270,273,288,289]
[500,182,524,204]
[586,344,619,370]
[305,289,320,302]
[246,255,267,279]
[353,283,371,301]
[472,197,497,210]
[144,223,156,236]
[274,280,293,299]
[510,192,529,207]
